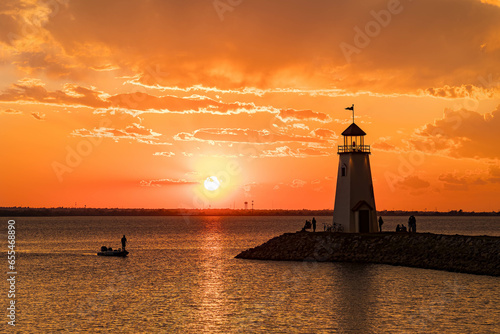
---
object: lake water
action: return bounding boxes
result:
[2,216,499,333]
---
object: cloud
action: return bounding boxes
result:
[421,84,500,99]
[438,173,482,191]
[173,128,328,145]
[395,175,430,190]
[260,146,331,158]
[140,178,197,187]
[277,109,331,123]
[0,80,286,116]
[438,168,500,190]
[292,123,310,130]
[72,123,169,145]
[480,0,500,7]
[372,139,399,151]
[41,0,500,93]
[153,152,175,157]
[290,179,307,188]
[408,106,500,159]
[31,111,45,120]
[0,79,108,108]
[1,0,497,94]
[0,1,122,80]
[2,108,22,114]
[107,92,273,115]
[310,128,337,139]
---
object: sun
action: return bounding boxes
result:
[204,176,221,191]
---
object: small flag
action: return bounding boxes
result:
[345,104,354,111]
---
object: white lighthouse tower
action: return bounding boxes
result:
[333,106,377,233]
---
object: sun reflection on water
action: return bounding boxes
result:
[196,217,227,331]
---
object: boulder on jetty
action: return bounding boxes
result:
[235,232,500,276]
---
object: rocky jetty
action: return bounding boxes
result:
[236,232,500,276]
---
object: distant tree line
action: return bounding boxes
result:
[0,207,499,217]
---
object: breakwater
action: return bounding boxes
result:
[236,232,500,276]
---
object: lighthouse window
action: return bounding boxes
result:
[341,166,346,177]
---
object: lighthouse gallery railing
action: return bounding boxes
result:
[337,145,371,153]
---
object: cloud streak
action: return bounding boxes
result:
[173,128,329,145]
[72,123,170,145]
[277,109,331,123]
[140,178,198,187]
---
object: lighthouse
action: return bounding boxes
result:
[333,106,377,233]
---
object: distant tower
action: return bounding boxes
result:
[251,200,254,211]
[244,201,248,210]
[333,106,377,233]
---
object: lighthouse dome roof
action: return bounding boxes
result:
[341,123,366,136]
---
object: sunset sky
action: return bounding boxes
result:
[1,0,500,210]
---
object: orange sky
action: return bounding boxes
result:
[1,0,500,211]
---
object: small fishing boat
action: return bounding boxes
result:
[97,246,129,257]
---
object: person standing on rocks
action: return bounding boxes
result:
[408,215,416,233]
[378,216,384,232]
[312,217,317,232]
[407,216,412,232]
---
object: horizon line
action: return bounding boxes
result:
[1,207,499,213]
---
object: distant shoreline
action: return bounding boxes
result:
[1,207,499,217]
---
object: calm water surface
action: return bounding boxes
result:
[2,216,499,333]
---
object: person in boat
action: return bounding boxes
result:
[121,235,127,251]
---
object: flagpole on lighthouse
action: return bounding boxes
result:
[345,104,355,123]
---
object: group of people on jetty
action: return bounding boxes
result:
[301,217,317,232]
[378,215,417,233]
[300,216,418,233]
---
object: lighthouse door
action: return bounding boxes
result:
[359,210,370,233]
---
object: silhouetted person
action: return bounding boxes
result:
[408,215,417,233]
[121,235,127,251]
[378,216,384,232]
[301,220,311,232]
[312,217,316,232]
[396,224,401,232]
[401,224,407,232]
